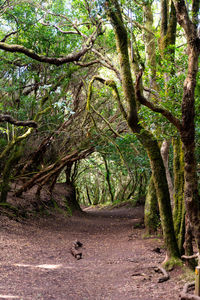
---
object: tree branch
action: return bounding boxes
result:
[87,75,127,120]
[172,0,198,42]
[73,60,100,67]
[0,24,100,65]
[181,252,199,259]
[0,114,37,128]
[1,30,18,42]
[135,70,182,131]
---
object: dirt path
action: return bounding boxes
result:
[0,206,188,299]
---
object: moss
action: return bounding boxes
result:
[162,257,183,271]
[179,266,195,282]
[144,176,160,234]
[173,137,185,253]
[0,145,23,203]
[107,0,180,260]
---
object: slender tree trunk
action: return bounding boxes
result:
[102,155,114,202]
[0,145,22,203]
[143,3,157,90]
[65,162,81,212]
[172,137,185,254]
[144,176,160,234]
[161,139,174,205]
[86,185,92,206]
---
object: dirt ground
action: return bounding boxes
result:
[0,201,192,300]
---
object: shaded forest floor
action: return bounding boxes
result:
[0,198,194,299]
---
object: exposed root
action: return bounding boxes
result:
[154,266,170,283]
[179,282,200,300]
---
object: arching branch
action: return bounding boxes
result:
[135,70,182,131]
[0,24,100,65]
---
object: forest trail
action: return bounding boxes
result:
[0,205,186,300]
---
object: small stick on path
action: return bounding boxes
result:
[70,240,83,260]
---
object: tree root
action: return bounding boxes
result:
[153,266,170,283]
[179,282,200,300]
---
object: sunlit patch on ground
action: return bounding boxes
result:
[0,295,20,299]
[14,263,62,269]
[36,264,62,269]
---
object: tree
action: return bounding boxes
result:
[103,0,180,262]
[135,0,200,252]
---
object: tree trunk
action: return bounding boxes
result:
[144,176,160,234]
[106,0,180,261]
[0,145,22,203]
[161,139,174,205]
[102,155,114,203]
[173,0,200,251]
[86,185,92,206]
[65,162,81,213]
[172,137,185,254]
[184,214,196,268]
[140,133,180,259]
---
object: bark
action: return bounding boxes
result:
[19,135,54,176]
[161,139,174,205]
[144,176,160,234]
[172,137,185,254]
[65,162,81,212]
[137,0,200,251]
[173,0,200,249]
[106,0,180,259]
[143,4,157,89]
[86,185,92,205]
[0,25,99,66]
[102,155,114,203]
[0,145,22,203]
[0,114,37,128]
[184,214,196,268]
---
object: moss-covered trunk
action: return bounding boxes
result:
[107,0,180,260]
[172,137,185,254]
[140,133,179,258]
[0,145,22,203]
[144,176,159,234]
[172,0,200,251]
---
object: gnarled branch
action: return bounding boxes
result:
[0,23,100,65]
[0,114,37,128]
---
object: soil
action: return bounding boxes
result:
[0,187,193,300]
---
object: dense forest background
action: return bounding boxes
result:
[0,0,200,268]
